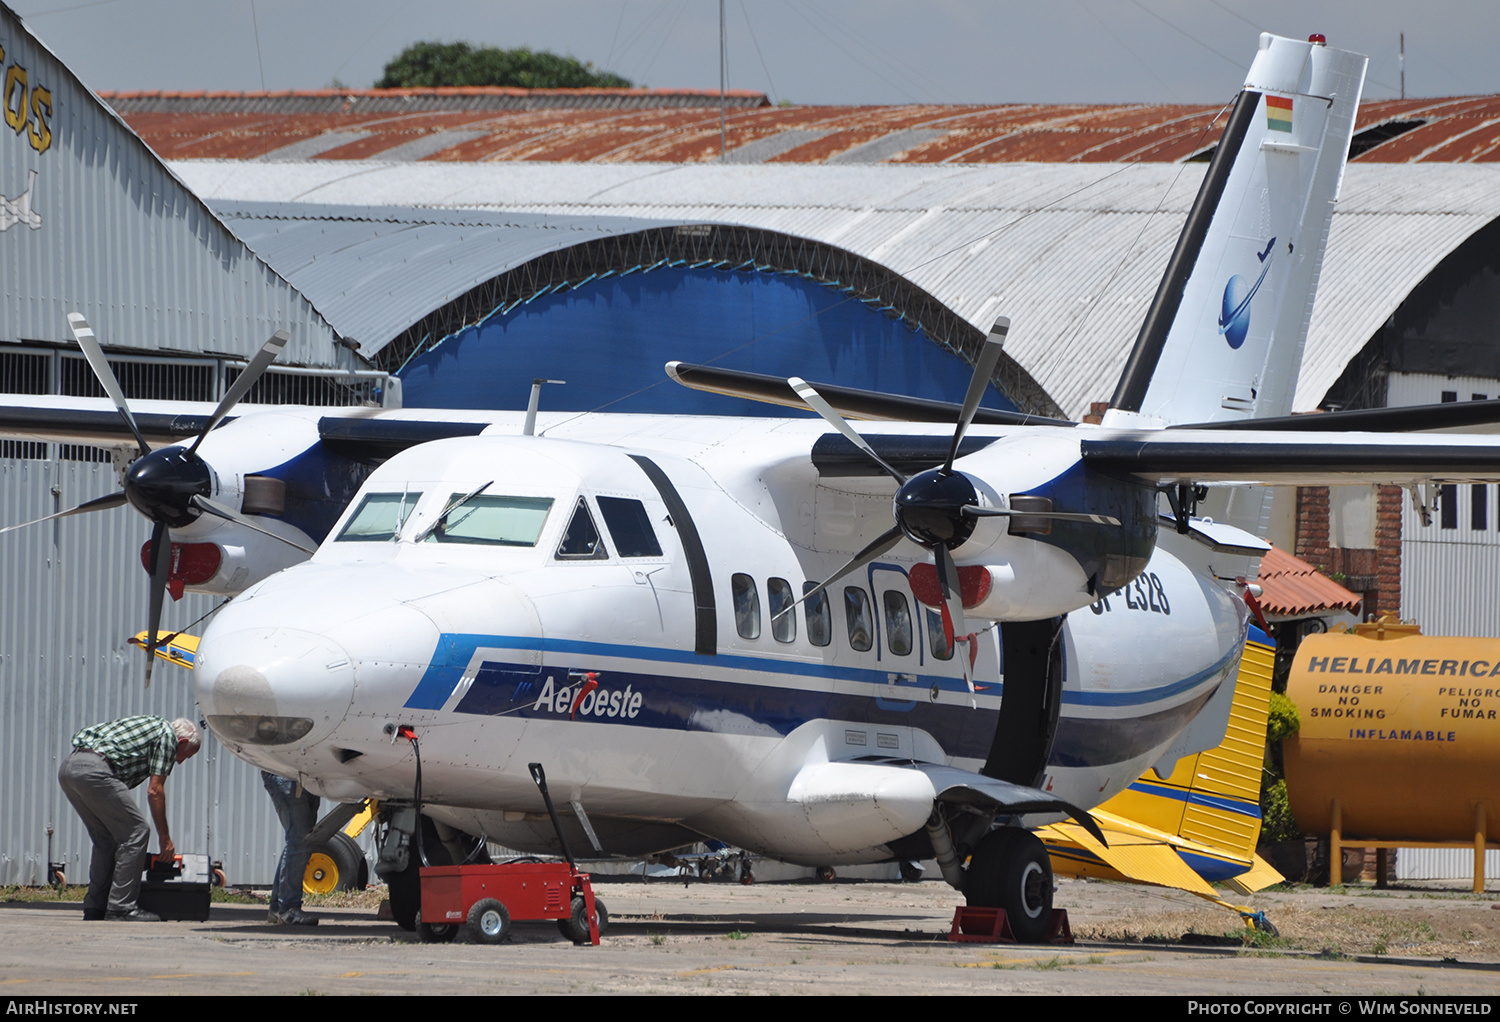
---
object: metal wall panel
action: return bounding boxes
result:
[0,456,288,887]
[1,7,345,366]
[1395,847,1499,881]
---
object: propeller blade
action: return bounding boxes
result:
[143,521,172,689]
[945,317,1008,474]
[962,505,1121,526]
[0,491,127,536]
[67,313,151,458]
[788,377,907,485]
[189,329,290,454]
[933,545,968,651]
[190,495,318,554]
[771,526,904,625]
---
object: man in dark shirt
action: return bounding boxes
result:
[58,715,201,921]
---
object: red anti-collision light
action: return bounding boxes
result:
[1308,34,1326,45]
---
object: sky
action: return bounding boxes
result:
[10,0,1500,106]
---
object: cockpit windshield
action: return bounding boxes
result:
[335,492,422,542]
[422,495,554,546]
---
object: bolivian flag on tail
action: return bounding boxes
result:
[1266,94,1293,132]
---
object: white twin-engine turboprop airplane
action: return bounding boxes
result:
[10,34,1500,940]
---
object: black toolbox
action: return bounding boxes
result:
[138,853,211,921]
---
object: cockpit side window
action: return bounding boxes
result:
[596,496,663,557]
[425,494,553,546]
[336,492,422,542]
[555,498,608,559]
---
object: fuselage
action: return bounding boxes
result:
[194,420,1247,864]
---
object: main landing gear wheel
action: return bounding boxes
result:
[466,899,510,945]
[965,828,1054,943]
[815,866,836,883]
[558,896,608,944]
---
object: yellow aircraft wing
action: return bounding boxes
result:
[1040,635,1283,928]
[128,630,200,670]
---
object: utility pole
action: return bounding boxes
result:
[719,0,728,159]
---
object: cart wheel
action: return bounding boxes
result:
[49,869,66,889]
[416,911,459,944]
[816,866,836,883]
[557,895,608,944]
[465,898,510,945]
[739,868,754,885]
[211,868,227,889]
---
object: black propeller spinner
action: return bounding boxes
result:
[0,314,295,687]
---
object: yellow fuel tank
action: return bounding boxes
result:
[1283,625,1500,842]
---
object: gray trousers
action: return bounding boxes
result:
[57,750,149,915]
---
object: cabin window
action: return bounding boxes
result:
[844,587,873,652]
[425,494,553,546]
[336,492,422,542]
[732,573,761,639]
[884,590,913,656]
[597,496,663,557]
[925,608,954,660]
[803,583,831,647]
[767,577,796,643]
[556,498,608,559]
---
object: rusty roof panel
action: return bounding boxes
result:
[1256,546,1363,617]
[113,92,1500,165]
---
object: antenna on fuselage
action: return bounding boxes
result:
[524,379,567,436]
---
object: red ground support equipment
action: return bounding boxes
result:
[418,861,603,945]
[948,906,1073,944]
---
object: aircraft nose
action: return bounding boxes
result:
[195,628,355,748]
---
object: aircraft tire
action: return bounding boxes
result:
[965,828,1053,943]
[416,910,459,944]
[557,895,608,944]
[304,831,366,895]
[465,899,510,945]
[382,817,450,931]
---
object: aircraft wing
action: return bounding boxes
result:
[1081,430,1500,486]
[910,763,1107,845]
[1039,813,1221,898]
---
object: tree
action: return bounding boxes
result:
[376,42,633,89]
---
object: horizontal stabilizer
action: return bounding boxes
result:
[1083,431,1500,486]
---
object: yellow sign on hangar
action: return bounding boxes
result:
[1284,626,1500,843]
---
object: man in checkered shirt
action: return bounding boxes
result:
[58,715,202,921]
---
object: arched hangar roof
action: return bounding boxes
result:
[179,159,1500,419]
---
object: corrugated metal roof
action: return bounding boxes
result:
[210,202,675,355]
[113,93,1500,166]
[0,7,344,365]
[174,160,1500,417]
[1256,545,1362,617]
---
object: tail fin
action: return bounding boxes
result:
[1105,34,1367,428]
